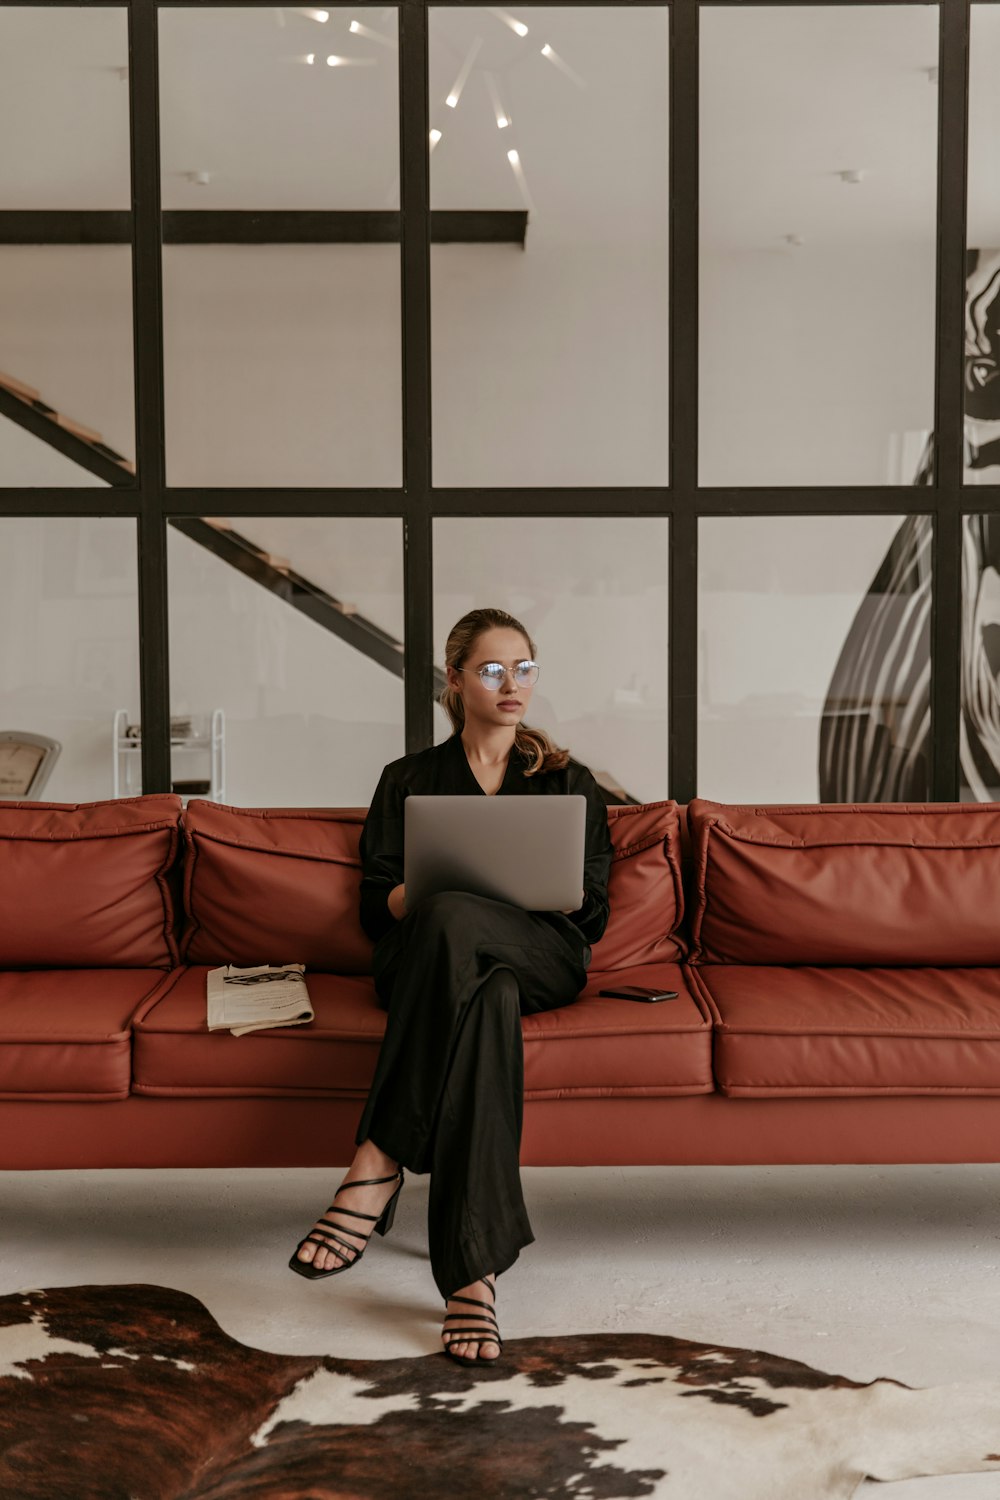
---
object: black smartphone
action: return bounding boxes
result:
[597,985,679,1003]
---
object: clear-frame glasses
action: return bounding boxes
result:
[457,659,540,691]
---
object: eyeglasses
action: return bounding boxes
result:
[456,660,540,692]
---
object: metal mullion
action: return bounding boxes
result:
[668,0,699,803]
[428,489,944,516]
[929,0,970,800]
[161,489,408,517]
[0,493,142,516]
[129,0,171,795]
[400,0,434,753]
[429,491,671,515]
[696,491,940,515]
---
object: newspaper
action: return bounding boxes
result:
[206,962,314,1036]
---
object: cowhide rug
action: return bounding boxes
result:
[1,1284,999,1498]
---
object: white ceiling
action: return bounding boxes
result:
[0,5,997,248]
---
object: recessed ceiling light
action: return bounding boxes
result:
[539,43,586,88]
[490,8,529,38]
[484,70,511,130]
[445,37,483,111]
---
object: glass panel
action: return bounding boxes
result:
[159,7,401,487]
[965,9,1000,481]
[699,514,932,801]
[699,6,938,487]
[0,7,135,485]
[429,6,669,487]
[167,517,405,805]
[960,515,1000,799]
[0,518,140,801]
[433,517,669,802]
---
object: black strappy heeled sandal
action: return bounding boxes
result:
[288,1168,404,1280]
[441,1274,503,1364]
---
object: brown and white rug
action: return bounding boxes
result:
[1,1283,999,1498]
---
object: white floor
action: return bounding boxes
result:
[3,1163,1000,1497]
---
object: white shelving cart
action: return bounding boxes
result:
[113,708,226,804]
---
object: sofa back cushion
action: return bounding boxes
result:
[688,798,1000,966]
[0,794,182,968]
[180,801,373,972]
[588,800,686,969]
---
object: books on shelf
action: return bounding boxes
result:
[206,962,314,1036]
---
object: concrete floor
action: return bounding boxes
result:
[3,1163,1000,1497]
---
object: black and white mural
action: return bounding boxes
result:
[818,248,1000,802]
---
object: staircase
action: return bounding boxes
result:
[3,371,637,805]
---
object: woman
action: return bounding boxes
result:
[289,607,613,1364]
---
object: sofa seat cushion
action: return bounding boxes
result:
[0,969,181,1101]
[131,963,713,1100]
[132,969,384,1098]
[692,964,1000,1096]
[530,964,713,1097]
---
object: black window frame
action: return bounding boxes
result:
[0,0,978,803]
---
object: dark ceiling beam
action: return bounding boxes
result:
[0,209,528,247]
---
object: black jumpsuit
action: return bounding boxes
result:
[353,730,613,1299]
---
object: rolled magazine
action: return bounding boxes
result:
[206,962,314,1036]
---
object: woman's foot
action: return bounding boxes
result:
[441,1273,501,1362]
[294,1141,401,1273]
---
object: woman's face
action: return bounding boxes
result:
[448,626,536,731]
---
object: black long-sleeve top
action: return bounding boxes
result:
[358,731,613,950]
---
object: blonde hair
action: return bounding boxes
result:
[438,607,570,776]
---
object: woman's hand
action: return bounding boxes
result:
[387,883,407,921]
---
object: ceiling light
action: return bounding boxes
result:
[429,128,443,152]
[490,8,528,38]
[539,43,587,88]
[484,70,511,130]
[506,149,536,215]
[303,7,329,21]
[305,52,315,63]
[349,18,396,48]
[445,36,483,111]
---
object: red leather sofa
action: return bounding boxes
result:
[3,792,999,1171]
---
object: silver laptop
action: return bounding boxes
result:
[404,794,587,912]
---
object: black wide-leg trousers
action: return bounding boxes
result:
[353,890,591,1300]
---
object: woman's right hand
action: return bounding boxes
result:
[387,883,407,921]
